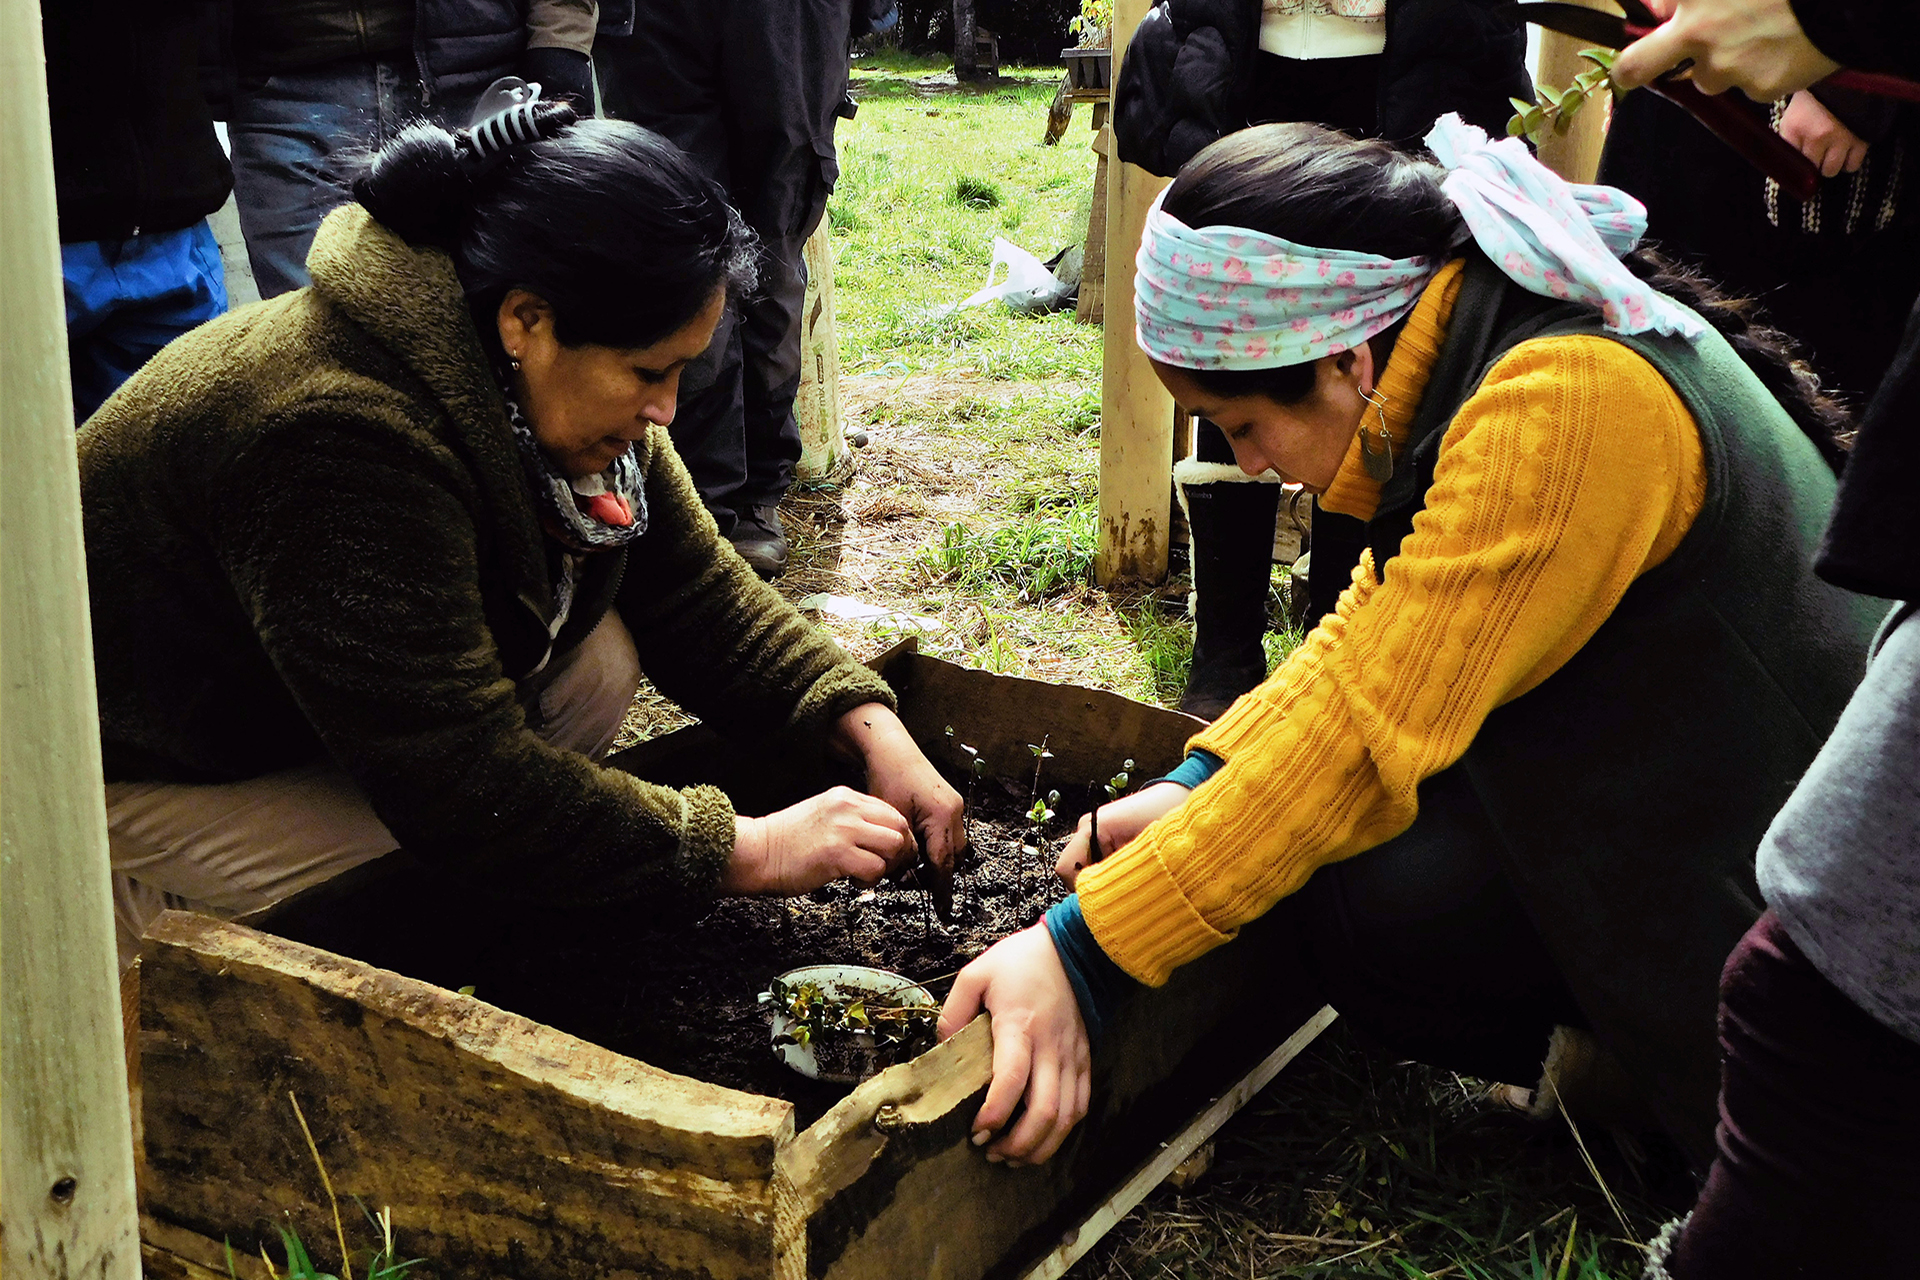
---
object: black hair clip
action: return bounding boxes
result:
[459,77,547,169]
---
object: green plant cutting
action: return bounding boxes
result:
[1509,47,1617,146]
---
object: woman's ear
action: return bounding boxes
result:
[1326,343,1376,397]
[495,288,553,359]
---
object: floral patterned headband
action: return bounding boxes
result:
[1134,113,1705,373]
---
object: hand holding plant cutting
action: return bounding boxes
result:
[723,787,918,894]
[833,702,967,876]
[1610,0,1840,97]
[1054,781,1191,889]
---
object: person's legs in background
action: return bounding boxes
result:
[1174,53,1381,716]
[1176,420,1283,718]
[598,0,848,576]
[63,220,228,422]
[227,60,471,297]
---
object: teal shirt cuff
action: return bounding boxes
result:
[1155,749,1223,790]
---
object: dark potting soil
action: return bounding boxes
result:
[497,780,1086,1113]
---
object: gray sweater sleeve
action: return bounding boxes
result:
[1757,601,1920,1045]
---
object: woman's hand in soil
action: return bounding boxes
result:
[832,702,966,872]
[723,787,917,894]
[939,923,1091,1166]
[1055,781,1192,889]
[1780,91,1868,177]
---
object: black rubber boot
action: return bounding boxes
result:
[1179,472,1282,720]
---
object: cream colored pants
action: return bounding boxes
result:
[107,612,642,967]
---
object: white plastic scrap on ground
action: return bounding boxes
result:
[796,593,944,632]
[940,237,1076,316]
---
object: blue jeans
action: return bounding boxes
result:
[228,59,479,297]
[63,220,228,423]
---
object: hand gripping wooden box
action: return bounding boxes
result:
[134,644,1334,1280]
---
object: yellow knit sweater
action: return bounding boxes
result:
[1079,260,1710,986]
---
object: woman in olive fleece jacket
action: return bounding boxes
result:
[82,99,961,963]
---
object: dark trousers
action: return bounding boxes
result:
[1285,765,1586,1087]
[228,59,478,299]
[1664,911,1920,1278]
[595,0,850,529]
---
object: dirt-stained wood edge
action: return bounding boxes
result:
[141,1216,274,1280]
[1018,1006,1340,1280]
[871,646,1204,787]
[140,912,798,1279]
[142,912,792,1148]
[777,1016,995,1221]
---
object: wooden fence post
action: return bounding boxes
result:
[1,4,144,1278]
[1095,0,1174,586]
[1534,24,1611,183]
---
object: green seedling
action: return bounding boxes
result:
[1509,48,1616,146]
[764,977,938,1058]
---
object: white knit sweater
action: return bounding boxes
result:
[1259,0,1386,58]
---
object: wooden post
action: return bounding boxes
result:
[1095,0,1174,586]
[795,219,847,481]
[1,3,144,1278]
[952,0,980,82]
[1534,26,1611,183]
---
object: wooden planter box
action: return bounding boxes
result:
[1061,48,1110,92]
[133,645,1332,1280]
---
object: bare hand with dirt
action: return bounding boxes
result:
[1055,780,1192,888]
[938,921,1091,1166]
[832,701,966,908]
[723,786,918,894]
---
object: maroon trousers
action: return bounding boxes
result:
[1664,910,1920,1278]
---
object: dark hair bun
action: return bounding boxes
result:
[353,101,580,248]
[352,122,475,248]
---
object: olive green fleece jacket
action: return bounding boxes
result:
[78,204,894,911]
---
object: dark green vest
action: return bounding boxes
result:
[1368,255,1888,1164]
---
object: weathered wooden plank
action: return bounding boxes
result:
[793,911,1326,1280]
[874,649,1204,791]
[1,6,142,1277]
[139,913,794,1280]
[1096,0,1175,585]
[141,1217,275,1280]
[1018,1006,1339,1280]
[606,645,1204,817]
[1075,126,1110,325]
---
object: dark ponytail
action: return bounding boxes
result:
[1162,122,1850,468]
[351,103,759,351]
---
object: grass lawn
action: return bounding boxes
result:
[648,51,1688,1280]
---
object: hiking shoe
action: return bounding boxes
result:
[730,504,789,578]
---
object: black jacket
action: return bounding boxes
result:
[1113,0,1530,177]
[44,0,233,243]
[1788,0,1920,601]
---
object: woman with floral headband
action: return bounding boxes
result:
[938,115,1887,1172]
[80,86,964,971]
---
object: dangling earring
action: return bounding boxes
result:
[1357,388,1393,483]
[508,355,522,372]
